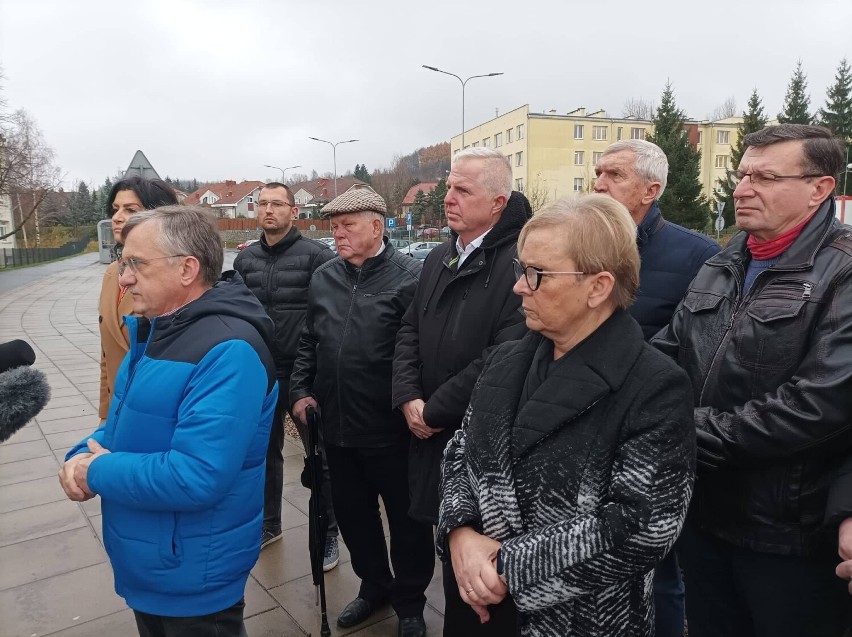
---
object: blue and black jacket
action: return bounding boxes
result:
[67,272,278,616]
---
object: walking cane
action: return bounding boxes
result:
[303,406,331,637]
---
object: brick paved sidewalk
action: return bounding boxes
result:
[0,253,445,636]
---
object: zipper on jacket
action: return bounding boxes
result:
[802,282,812,300]
[113,318,157,432]
[335,268,362,447]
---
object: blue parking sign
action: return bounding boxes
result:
[387,217,396,228]
[407,212,412,225]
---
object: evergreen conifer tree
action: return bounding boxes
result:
[647,81,710,229]
[819,58,852,195]
[778,60,812,124]
[716,89,768,226]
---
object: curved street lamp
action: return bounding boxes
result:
[264,164,302,182]
[422,65,503,148]
[308,138,359,197]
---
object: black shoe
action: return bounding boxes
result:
[260,528,282,549]
[399,615,426,637]
[337,597,375,628]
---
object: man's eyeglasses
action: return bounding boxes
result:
[727,169,823,190]
[512,259,589,291]
[118,255,186,275]
[256,200,293,211]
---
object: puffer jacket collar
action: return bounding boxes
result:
[636,202,664,248]
[259,225,301,254]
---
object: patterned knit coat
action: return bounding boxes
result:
[437,310,696,637]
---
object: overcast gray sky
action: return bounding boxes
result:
[1,0,849,190]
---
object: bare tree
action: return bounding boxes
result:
[1,109,62,241]
[523,175,551,213]
[622,97,656,120]
[708,96,738,121]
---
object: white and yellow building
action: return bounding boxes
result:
[450,105,743,209]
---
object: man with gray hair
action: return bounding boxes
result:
[59,206,278,636]
[393,147,531,632]
[290,188,433,637]
[594,140,719,637]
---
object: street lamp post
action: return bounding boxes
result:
[308,137,359,197]
[264,164,301,182]
[422,65,503,148]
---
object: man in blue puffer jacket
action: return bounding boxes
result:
[594,140,720,637]
[59,206,277,637]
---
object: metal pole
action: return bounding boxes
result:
[332,145,338,197]
[422,66,503,152]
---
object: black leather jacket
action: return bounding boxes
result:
[653,198,852,556]
[290,240,422,447]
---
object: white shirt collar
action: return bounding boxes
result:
[455,228,492,267]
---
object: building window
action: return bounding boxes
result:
[630,127,645,140]
[0,224,7,238]
[592,126,608,141]
[592,151,603,165]
[247,196,254,203]
[454,149,459,156]
[717,130,730,144]
[472,141,479,147]
[495,132,503,147]
[516,152,523,167]
[715,155,729,169]
[515,178,524,191]
[574,124,584,139]
[483,137,491,148]
[517,124,525,139]
[698,131,703,144]
[617,127,623,141]
[573,178,584,192]
[574,151,585,165]
[507,128,513,143]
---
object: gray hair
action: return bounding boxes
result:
[453,147,513,199]
[122,205,223,286]
[600,139,669,200]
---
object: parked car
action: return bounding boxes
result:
[389,239,411,250]
[237,239,260,251]
[317,237,337,253]
[404,241,444,259]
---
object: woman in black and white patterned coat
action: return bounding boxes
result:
[437,195,696,637]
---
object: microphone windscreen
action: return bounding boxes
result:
[0,340,36,375]
[0,366,51,443]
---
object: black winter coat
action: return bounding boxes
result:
[393,191,531,523]
[653,198,852,556]
[437,311,696,637]
[233,227,334,378]
[290,241,422,447]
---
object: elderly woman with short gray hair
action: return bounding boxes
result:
[437,194,696,637]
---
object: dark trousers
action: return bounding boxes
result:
[325,440,435,618]
[264,377,337,538]
[442,559,519,637]
[679,520,850,637]
[134,599,246,637]
[653,550,685,637]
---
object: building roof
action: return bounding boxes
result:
[289,176,368,203]
[185,180,265,206]
[402,182,438,205]
[123,150,162,180]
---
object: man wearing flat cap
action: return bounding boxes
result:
[290,187,434,637]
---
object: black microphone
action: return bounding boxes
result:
[0,339,36,374]
[0,366,51,443]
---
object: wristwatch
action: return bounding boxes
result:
[495,548,507,584]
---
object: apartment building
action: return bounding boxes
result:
[450,105,742,209]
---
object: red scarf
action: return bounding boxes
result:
[747,213,815,260]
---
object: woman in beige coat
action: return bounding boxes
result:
[98,177,178,419]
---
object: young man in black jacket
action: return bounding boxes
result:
[290,188,433,637]
[233,182,339,567]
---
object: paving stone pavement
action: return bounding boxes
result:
[0,253,445,636]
